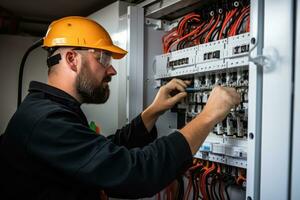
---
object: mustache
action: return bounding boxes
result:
[103,76,112,82]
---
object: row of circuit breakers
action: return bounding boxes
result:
[154,33,251,169]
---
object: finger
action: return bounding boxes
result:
[234,93,241,105]
[227,88,241,104]
[172,78,189,88]
[226,88,241,106]
[184,80,192,85]
[174,84,186,93]
[165,82,186,93]
[168,92,187,104]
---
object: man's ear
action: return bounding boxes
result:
[65,51,79,72]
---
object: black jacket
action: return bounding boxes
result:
[0,81,192,200]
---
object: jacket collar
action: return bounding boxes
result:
[28,81,81,107]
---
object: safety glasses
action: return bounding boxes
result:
[74,48,112,68]
[88,49,112,68]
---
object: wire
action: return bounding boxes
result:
[184,175,193,200]
[237,13,250,34]
[218,8,238,39]
[204,15,221,43]
[210,173,220,200]
[18,38,43,107]
[177,176,184,200]
[228,6,250,36]
[191,173,197,200]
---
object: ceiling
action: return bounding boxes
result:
[0,0,143,36]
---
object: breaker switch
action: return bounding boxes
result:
[213,50,220,59]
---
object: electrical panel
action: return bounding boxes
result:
[149,0,251,199]
[155,33,250,169]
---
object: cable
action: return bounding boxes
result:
[200,161,216,200]
[184,174,193,200]
[228,6,250,36]
[204,15,221,43]
[210,173,220,200]
[237,13,250,34]
[219,180,225,200]
[191,173,197,200]
[211,163,221,200]
[18,38,43,107]
[177,176,184,200]
[218,8,238,39]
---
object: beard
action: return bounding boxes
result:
[76,60,111,104]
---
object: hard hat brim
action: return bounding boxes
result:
[101,45,128,59]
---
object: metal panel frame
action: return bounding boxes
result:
[291,0,300,199]
[145,1,264,199]
[127,6,144,121]
[260,0,294,199]
[245,0,264,199]
[144,0,204,19]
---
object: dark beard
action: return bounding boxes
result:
[76,61,110,104]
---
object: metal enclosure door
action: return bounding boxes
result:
[246,0,264,199]
[291,0,300,199]
[260,0,295,199]
[126,6,145,121]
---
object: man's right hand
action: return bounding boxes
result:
[148,78,190,116]
[180,86,240,154]
[142,78,190,132]
[200,86,241,125]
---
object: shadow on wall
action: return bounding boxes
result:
[0,34,47,134]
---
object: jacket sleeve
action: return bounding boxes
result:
[107,114,158,148]
[28,109,193,199]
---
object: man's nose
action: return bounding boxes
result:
[106,65,117,76]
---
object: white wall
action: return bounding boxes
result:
[86,1,130,136]
[0,34,47,134]
[0,1,131,136]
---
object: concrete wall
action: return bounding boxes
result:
[0,34,47,134]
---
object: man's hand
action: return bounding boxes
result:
[141,78,190,132]
[180,86,240,154]
[149,78,190,116]
[200,86,241,124]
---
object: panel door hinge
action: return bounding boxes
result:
[249,47,280,72]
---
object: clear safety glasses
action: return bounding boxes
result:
[88,49,112,68]
[74,48,112,68]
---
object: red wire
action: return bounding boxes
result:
[184,175,193,200]
[201,162,216,200]
[246,15,250,32]
[218,8,238,39]
[229,6,250,36]
[156,192,161,200]
[177,13,201,36]
[162,28,179,53]
[235,6,250,34]
[194,17,215,45]
[167,24,202,52]
[164,13,202,52]
[200,163,208,200]
[204,14,221,43]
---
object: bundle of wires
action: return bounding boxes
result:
[157,159,248,200]
[162,13,202,53]
[183,160,204,200]
[156,176,185,200]
[162,1,250,54]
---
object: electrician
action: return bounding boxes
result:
[0,16,240,200]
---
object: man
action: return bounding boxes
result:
[0,16,240,199]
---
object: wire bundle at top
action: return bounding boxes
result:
[162,2,250,53]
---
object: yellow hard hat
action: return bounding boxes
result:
[43,16,127,59]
